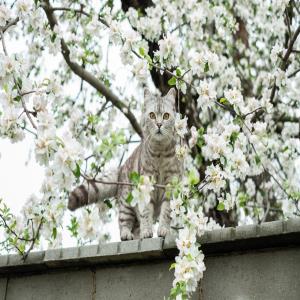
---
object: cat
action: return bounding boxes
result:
[68,88,183,240]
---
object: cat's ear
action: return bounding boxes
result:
[165,88,176,109]
[144,88,151,101]
[143,88,152,111]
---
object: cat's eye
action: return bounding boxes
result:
[163,113,169,120]
[149,112,156,119]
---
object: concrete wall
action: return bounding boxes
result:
[0,219,300,300]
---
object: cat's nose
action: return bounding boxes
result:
[157,123,162,128]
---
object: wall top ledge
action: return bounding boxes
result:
[0,218,299,276]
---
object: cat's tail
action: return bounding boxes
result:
[68,168,119,211]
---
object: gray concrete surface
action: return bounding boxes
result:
[0,279,7,300]
[95,261,198,300]
[0,219,299,300]
[202,248,300,300]
[6,270,93,300]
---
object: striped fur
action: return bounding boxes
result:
[68,88,183,240]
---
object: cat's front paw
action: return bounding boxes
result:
[120,228,134,241]
[140,228,153,239]
[157,225,169,237]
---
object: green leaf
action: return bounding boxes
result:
[176,68,182,77]
[282,146,288,152]
[67,217,78,238]
[52,227,57,239]
[88,114,99,124]
[72,163,81,179]
[50,33,57,43]
[129,171,140,185]
[19,243,25,254]
[186,254,193,261]
[168,76,177,86]
[139,47,145,57]
[17,77,23,89]
[255,155,261,165]
[169,263,176,270]
[290,191,300,201]
[229,131,239,147]
[13,95,21,102]
[219,97,229,105]
[125,192,133,204]
[204,62,209,72]
[145,54,152,65]
[3,83,8,93]
[188,169,199,186]
[196,127,205,148]
[165,184,173,199]
[233,116,243,126]
[238,192,249,207]
[104,199,113,208]
[217,202,225,211]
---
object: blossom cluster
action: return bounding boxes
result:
[131,175,154,213]
[169,177,220,299]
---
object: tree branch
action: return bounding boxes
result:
[80,172,166,189]
[22,218,43,261]
[0,17,19,34]
[271,24,300,104]
[41,0,143,137]
[48,6,109,27]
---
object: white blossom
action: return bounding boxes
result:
[131,176,154,213]
[188,126,198,148]
[205,165,227,193]
[0,5,11,27]
[16,0,32,18]
[132,60,148,83]
[224,88,243,109]
[175,113,188,138]
[270,44,283,63]
[78,207,103,241]
[175,144,188,160]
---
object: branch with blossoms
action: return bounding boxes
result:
[41,0,143,138]
[1,17,19,33]
[0,29,37,130]
[0,199,44,261]
[270,24,300,105]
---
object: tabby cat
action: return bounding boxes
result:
[68,88,183,240]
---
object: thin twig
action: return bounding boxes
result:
[260,200,270,224]
[49,6,109,27]
[243,107,265,118]
[288,68,300,78]
[80,172,166,189]
[270,24,300,104]
[22,218,44,261]
[0,17,19,33]
[0,214,35,242]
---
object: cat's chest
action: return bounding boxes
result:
[152,156,175,182]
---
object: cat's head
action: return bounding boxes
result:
[141,88,176,143]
